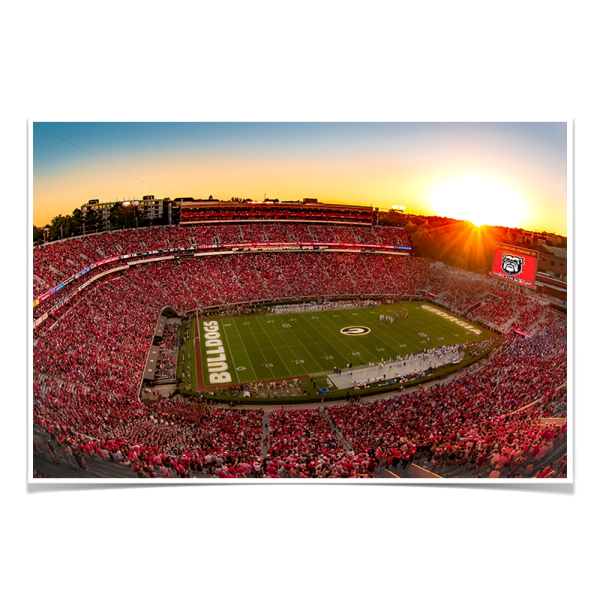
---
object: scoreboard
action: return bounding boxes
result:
[490,243,538,289]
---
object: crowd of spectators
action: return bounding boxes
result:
[471,291,520,329]
[33,318,566,480]
[33,337,567,480]
[32,221,567,479]
[38,251,427,318]
[33,223,411,304]
[326,324,566,478]
[139,403,264,478]
[427,269,492,314]
[425,268,565,336]
[34,274,160,400]
[265,407,374,478]
[469,292,566,335]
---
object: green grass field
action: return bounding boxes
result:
[188,302,496,393]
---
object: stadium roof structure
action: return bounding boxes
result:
[177,199,377,227]
[144,346,160,381]
[176,199,374,211]
[154,316,168,339]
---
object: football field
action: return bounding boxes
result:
[187,302,496,391]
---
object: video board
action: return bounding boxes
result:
[490,243,538,289]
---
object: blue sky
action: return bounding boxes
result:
[33,122,567,234]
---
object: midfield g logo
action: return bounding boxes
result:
[501,254,525,276]
[340,326,371,336]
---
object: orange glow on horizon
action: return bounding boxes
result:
[33,123,567,236]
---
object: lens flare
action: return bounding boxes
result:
[429,176,526,227]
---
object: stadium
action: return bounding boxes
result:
[31,197,568,480]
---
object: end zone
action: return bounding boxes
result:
[421,304,482,335]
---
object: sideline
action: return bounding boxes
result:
[194,314,204,389]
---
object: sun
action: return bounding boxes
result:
[428,176,526,228]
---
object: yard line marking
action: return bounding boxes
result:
[294,311,351,371]
[271,321,313,376]
[239,317,280,381]
[253,316,297,378]
[194,316,203,389]
[220,318,241,383]
[230,317,260,382]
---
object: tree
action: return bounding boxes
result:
[109,202,136,229]
[411,226,435,259]
[72,208,84,234]
[109,202,121,228]
[85,208,99,233]
[379,211,404,227]
[33,226,44,244]
[404,221,418,236]
[49,214,76,240]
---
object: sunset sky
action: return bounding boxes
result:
[33,122,568,235]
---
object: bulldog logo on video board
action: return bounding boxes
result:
[501,254,525,276]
